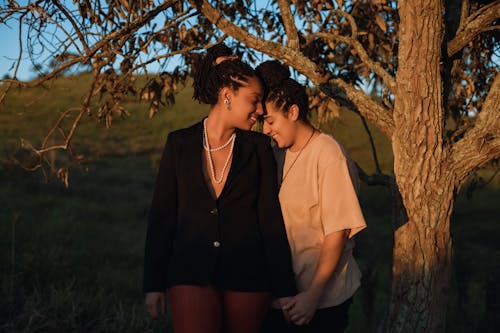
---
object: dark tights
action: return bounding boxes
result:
[168,285,270,333]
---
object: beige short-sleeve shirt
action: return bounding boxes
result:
[279,133,367,308]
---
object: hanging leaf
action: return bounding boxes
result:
[57,168,69,188]
[368,33,375,51]
[376,14,387,33]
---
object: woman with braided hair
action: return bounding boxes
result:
[257,61,366,333]
[143,45,296,333]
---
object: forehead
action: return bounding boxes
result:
[239,75,263,95]
[264,100,282,113]
[263,101,285,118]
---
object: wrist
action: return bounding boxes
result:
[306,285,324,302]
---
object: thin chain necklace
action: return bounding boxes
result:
[203,118,236,184]
[281,128,316,185]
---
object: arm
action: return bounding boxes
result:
[285,143,366,324]
[143,132,178,319]
[283,229,349,325]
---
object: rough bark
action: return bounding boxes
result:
[388,0,454,331]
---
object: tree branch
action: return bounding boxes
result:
[190,0,394,138]
[53,0,91,54]
[0,0,180,89]
[314,32,396,92]
[188,0,328,84]
[277,0,299,50]
[450,71,500,183]
[447,1,500,57]
[320,79,394,138]
[0,13,24,107]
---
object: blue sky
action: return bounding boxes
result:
[0,22,32,80]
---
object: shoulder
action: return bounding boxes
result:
[167,120,203,142]
[312,133,346,164]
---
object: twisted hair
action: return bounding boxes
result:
[256,61,309,124]
[192,43,255,105]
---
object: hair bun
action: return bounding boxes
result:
[256,61,290,87]
[206,43,233,64]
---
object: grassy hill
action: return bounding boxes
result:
[0,73,498,332]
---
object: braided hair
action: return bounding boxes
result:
[193,43,255,105]
[256,61,309,124]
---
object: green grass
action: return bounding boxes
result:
[1,73,498,332]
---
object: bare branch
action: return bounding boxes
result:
[118,40,225,87]
[448,1,500,57]
[0,13,24,107]
[1,56,85,88]
[34,69,98,162]
[450,71,500,183]
[277,0,299,50]
[323,9,358,39]
[30,3,85,55]
[314,32,396,92]
[0,1,181,89]
[53,0,90,54]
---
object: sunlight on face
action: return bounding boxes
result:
[262,102,296,148]
[228,76,264,131]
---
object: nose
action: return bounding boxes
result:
[263,121,271,136]
[256,102,264,115]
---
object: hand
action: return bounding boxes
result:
[145,292,166,321]
[273,296,294,323]
[282,290,320,326]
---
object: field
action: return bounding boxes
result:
[1,74,498,332]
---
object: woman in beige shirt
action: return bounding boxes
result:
[257,61,367,333]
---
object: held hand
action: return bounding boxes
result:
[274,296,294,323]
[283,290,320,326]
[145,292,166,321]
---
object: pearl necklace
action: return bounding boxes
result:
[203,118,236,184]
[203,120,236,152]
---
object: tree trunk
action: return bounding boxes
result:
[387,0,454,331]
[385,181,455,332]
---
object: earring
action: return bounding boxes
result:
[224,98,231,111]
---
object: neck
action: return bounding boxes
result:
[205,108,235,146]
[288,123,315,153]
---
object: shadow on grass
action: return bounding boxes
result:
[1,147,498,332]
[0,155,172,333]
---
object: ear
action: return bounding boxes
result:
[219,87,233,104]
[287,104,300,122]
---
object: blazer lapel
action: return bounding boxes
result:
[183,121,213,197]
[222,130,254,195]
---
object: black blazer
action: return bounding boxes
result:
[143,120,296,297]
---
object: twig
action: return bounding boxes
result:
[314,31,396,92]
[0,13,24,107]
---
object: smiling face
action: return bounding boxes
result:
[224,75,264,131]
[262,101,298,149]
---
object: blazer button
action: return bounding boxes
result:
[209,208,218,215]
[213,241,221,248]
